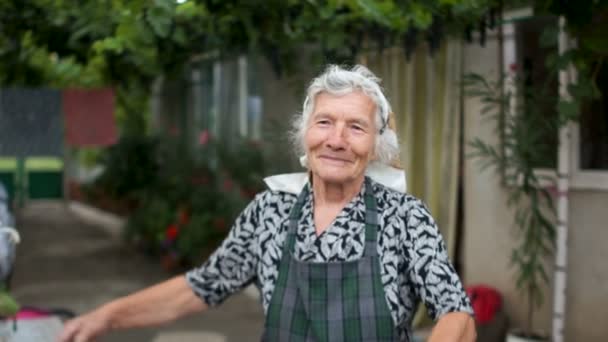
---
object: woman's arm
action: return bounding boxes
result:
[402,199,476,341]
[58,275,206,342]
[59,193,265,342]
[427,312,476,342]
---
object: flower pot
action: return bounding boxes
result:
[506,331,548,342]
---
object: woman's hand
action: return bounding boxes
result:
[427,312,477,342]
[57,276,206,342]
[58,306,113,342]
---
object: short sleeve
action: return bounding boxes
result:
[185,192,264,307]
[406,200,474,320]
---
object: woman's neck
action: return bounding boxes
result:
[310,174,364,207]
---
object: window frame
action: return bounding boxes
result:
[565,31,608,190]
[502,8,557,188]
[189,54,263,145]
[502,8,608,191]
[570,120,608,190]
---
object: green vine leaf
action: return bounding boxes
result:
[557,99,580,122]
[147,6,173,38]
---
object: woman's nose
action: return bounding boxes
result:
[325,124,347,150]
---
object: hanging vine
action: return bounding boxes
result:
[1,0,606,133]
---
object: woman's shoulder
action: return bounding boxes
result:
[254,188,299,201]
[370,180,427,213]
[248,188,299,214]
[370,180,438,236]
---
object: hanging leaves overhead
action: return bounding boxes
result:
[2,0,607,86]
[0,0,497,87]
[3,0,605,135]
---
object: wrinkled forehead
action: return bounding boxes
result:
[310,91,377,121]
[311,89,376,111]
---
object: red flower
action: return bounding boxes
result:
[198,130,210,145]
[466,285,502,324]
[165,224,179,241]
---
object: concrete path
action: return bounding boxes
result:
[10,201,264,342]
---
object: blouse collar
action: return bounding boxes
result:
[263,161,407,195]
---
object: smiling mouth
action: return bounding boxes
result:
[318,155,353,163]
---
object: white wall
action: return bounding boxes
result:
[565,191,608,340]
[462,36,608,341]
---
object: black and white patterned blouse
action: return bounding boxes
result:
[186,179,473,330]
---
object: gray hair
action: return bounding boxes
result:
[291,64,399,166]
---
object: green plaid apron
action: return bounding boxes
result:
[263,177,402,341]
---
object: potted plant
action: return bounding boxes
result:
[465,69,558,341]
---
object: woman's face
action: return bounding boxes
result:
[304,91,377,186]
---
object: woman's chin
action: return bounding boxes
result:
[313,170,362,185]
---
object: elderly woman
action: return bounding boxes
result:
[60,65,475,342]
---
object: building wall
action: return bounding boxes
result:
[565,191,608,340]
[462,36,608,341]
[152,55,318,175]
[256,54,321,175]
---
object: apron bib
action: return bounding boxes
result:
[263,177,402,341]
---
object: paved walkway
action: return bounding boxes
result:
[10,201,264,342]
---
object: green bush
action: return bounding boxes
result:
[124,193,174,256]
[94,136,160,200]
[96,134,265,266]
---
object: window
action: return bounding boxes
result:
[152,54,263,159]
[569,22,608,189]
[570,60,608,189]
[503,10,559,170]
[503,8,608,190]
[208,56,263,145]
[579,62,608,170]
[188,55,263,150]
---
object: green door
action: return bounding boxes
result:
[25,157,64,199]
